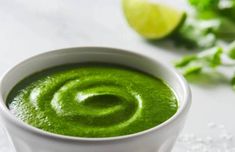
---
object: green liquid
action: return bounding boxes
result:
[7,63,178,137]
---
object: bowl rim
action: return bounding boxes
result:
[0,46,191,142]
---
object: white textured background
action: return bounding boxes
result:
[0,0,235,151]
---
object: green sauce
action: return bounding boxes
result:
[7,63,178,138]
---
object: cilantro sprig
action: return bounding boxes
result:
[188,0,235,20]
[175,41,235,89]
[171,0,235,49]
[232,76,235,90]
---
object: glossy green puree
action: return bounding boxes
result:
[7,64,178,138]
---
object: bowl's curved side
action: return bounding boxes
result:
[0,47,191,152]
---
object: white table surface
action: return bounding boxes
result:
[0,0,235,151]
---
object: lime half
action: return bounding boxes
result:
[122,0,186,39]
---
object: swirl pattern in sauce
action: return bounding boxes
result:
[7,64,178,137]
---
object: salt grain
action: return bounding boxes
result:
[208,122,216,128]
[175,123,235,152]
[218,124,225,129]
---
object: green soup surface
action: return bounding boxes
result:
[7,63,178,137]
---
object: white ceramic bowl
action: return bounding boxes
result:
[0,47,191,152]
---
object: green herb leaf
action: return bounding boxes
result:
[182,65,202,76]
[175,47,223,76]
[175,55,197,67]
[188,0,219,11]
[209,47,223,67]
[232,74,235,90]
[172,18,218,49]
[227,41,235,59]
[175,42,235,90]
[214,17,235,41]
[171,0,235,49]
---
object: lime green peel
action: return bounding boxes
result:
[122,0,186,39]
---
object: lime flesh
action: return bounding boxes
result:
[122,0,186,39]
